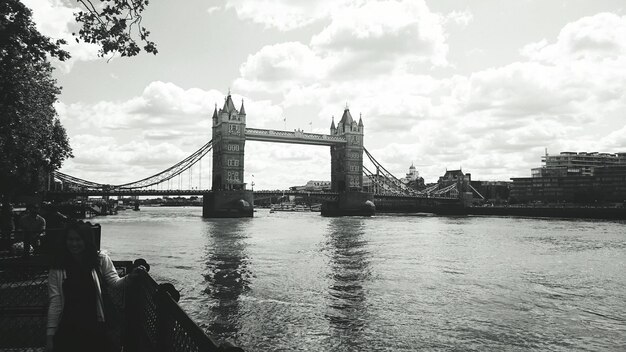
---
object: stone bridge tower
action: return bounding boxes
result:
[326,106,374,215]
[212,93,247,191]
[330,107,364,192]
[204,93,253,217]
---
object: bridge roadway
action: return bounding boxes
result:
[46,189,341,198]
[45,189,457,202]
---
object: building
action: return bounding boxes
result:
[532,151,626,177]
[470,181,510,204]
[400,163,425,189]
[290,180,331,192]
[438,169,471,187]
[401,164,418,183]
[511,151,626,204]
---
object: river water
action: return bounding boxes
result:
[95,207,626,351]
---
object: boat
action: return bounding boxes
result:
[269,203,311,212]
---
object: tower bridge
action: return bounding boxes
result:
[49,93,465,217]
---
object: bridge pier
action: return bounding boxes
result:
[202,190,254,218]
[321,191,375,217]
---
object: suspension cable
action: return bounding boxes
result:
[53,140,213,190]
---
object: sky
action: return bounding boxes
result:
[23,0,626,190]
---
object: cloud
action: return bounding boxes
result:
[236,42,328,92]
[207,6,221,14]
[60,82,282,132]
[234,0,450,93]
[225,0,356,31]
[521,13,626,63]
[445,10,473,26]
[22,0,101,72]
[311,0,449,71]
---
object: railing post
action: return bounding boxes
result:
[156,286,175,352]
[124,273,141,352]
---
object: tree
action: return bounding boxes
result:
[0,0,73,199]
[73,0,157,57]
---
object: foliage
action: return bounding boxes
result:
[0,0,73,197]
[74,0,157,57]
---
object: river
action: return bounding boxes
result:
[95,207,626,351]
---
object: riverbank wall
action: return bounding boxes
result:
[468,206,626,220]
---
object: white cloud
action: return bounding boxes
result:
[522,13,626,63]
[234,0,450,93]
[22,0,101,72]
[445,10,473,27]
[60,82,282,132]
[225,0,357,31]
[235,42,328,92]
[311,0,449,70]
[207,6,221,14]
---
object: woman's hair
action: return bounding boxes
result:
[50,220,100,269]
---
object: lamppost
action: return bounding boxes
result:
[251,174,255,191]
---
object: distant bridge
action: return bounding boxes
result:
[49,94,465,216]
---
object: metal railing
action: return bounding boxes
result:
[0,259,242,352]
[0,261,48,351]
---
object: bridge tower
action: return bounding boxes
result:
[331,107,364,192]
[326,107,375,216]
[203,93,253,217]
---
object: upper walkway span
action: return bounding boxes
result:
[245,128,346,146]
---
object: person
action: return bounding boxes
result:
[0,203,15,252]
[19,203,46,257]
[46,221,144,352]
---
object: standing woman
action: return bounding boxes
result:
[46,221,126,352]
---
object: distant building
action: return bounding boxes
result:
[400,163,425,189]
[511,151,626,204]
[290,180,331,192]
[438,169,471,186]
[470,181,510,204]
[532,151,626,177]
[401,163,419,183]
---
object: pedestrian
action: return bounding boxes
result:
[19,203,46,257]
[46,221,145,352]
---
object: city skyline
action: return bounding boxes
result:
[24,0,626,189]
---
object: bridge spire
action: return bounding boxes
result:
[330,115,336,132]
[358,113,363,127]
[222,91,236,113]
[339,105,354,125]
[212,104,218,120]
[239,99,246,115]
